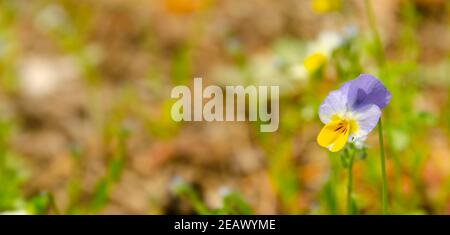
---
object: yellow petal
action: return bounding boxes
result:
[317,119,351,152]
[329,127,349,152]
[317,120,341,148]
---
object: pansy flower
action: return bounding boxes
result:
[317,74,391,152]
[303,31,343,74]
[289,29,357,80]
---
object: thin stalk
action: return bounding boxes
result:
[48,193,61,215]
[364,0,386,66]
[365,0,389,215]
[378,119,388,214]
[329,152,339,215]
[347,152,354,215]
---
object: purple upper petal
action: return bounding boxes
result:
[340,74,391,110]
[318,74,391,125]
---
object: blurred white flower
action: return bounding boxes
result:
[303,30,344,74]
[308,30,344,58]
[212,31,352,96]
[18,56,79,98]
[249,54,284,85]
[288,63,308,81]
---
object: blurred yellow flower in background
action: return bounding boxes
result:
[303,52,327,74]
[303,30,343,74]
[311,0,341,14]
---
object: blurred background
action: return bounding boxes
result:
[0,0,449,215]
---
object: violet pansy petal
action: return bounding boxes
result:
[344,74,391,110]
[351,104,381,138]
[318,89,348,124]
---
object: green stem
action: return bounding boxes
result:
[378,119,388,214]
[364,0,386,66]
[329,152,339,215]
[48,193,61,215]
[365,0,389,215]
[347,152,354,215]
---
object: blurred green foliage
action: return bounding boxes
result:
[0,0,449,215]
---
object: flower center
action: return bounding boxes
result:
[334,120,349,133]
[332,115,359,135]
